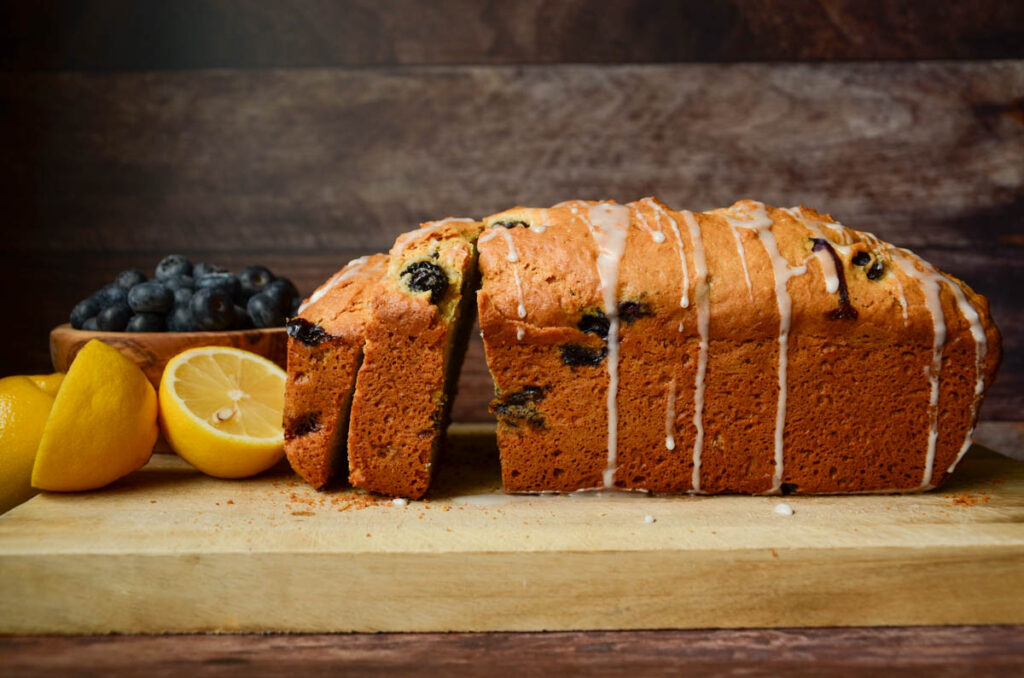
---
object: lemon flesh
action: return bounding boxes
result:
[159,347,286,479]
[0,376,56,513]
[32,340,158,492]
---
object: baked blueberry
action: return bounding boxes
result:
[559,344,607,367]
[128,281,174,314]
[173,287,193,307]
[125,313,165,332]
[852,251,871,267]
[166,305,196,332]
[493,220,530,229]
[577,311,610,339]
[115,268,147,290]
[247,293,285,328]
[155,254,193,281]
[286,317,330,346]
[95,284,128,308]
[264,278,300,312]
[401,261,448,304]
[82,317,100,331]
[866,260,885,280]
[96,302,132,331]
[190,288,236,331]
[70,297,102,329]
[781,482,799,495]
[618,301,650,324]
[192,262,226,278]
[238,265,275,298]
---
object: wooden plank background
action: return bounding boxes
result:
[1,2,1022,423]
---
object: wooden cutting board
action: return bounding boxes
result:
[2,425,1022,634]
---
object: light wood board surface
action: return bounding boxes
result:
[1,427,1022,634]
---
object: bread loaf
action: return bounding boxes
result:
[476,199,1001,494]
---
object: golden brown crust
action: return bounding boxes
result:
[478,198,1001,494]
[283,254,388,489]
[347,218,483,498]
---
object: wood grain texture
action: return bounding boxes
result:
[2,626,1023,678]
[1,441,1022,634]
[1,62,1021,418]
[3,0,1023,70]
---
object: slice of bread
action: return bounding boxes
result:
[283,254,388,489]
[346,218,483,498]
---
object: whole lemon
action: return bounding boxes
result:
[0,376,57,513]
[32,340,158,492]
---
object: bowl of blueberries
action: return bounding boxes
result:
[51,255,301,388]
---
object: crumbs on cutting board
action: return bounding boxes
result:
[949,492,990,507]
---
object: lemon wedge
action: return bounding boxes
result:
[32,341,158,491]
[159,347,286,478]
[0,376,57,512]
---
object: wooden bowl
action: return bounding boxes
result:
[49,323,288,389]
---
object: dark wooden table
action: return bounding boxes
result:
[2,2,1023,674]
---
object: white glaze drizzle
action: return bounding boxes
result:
[630,203,666,243]
[682,210,710,493]
[712,207,758,300]
[721,202,805,494]
[893,255,946,489]
[297,255,368,314]
[644,198,690,308]
[516,326,525,341]
[480,225,528,319]
[567,201,631,489]
[664,377,677,451]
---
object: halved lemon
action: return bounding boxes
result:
[159,347,286,479]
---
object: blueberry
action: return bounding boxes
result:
[128,281,174,314]
[126,313,165,332]
[781,482,799,495]
[70,297,102,329]
[289,296,301,318]
[617,301,650,324]
[82,317,100,331]
[286,317,330,346]
[95,284,128,308]
[96,303,132,331]
[559,344,607,367]
[493,220,530,229]
[264,278,299,312]
[115,268,147,289]
[162,274,194,291]
[400,261,448,304]
[192,262,226,278]
[232,305,254,330]
[155,254,193,281]
[173,287,193,307]
[166,305,196,332]
[577,311,610,339]
[852,251,871,267]
[866,261,885,280]
[238,265,275,298]
[195,272,241,301]
[247,293,285,328]
[190,288,236,331]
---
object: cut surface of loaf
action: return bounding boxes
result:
[347,218,484,499]
[283,254,388,489]
[477,199,1001,494]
